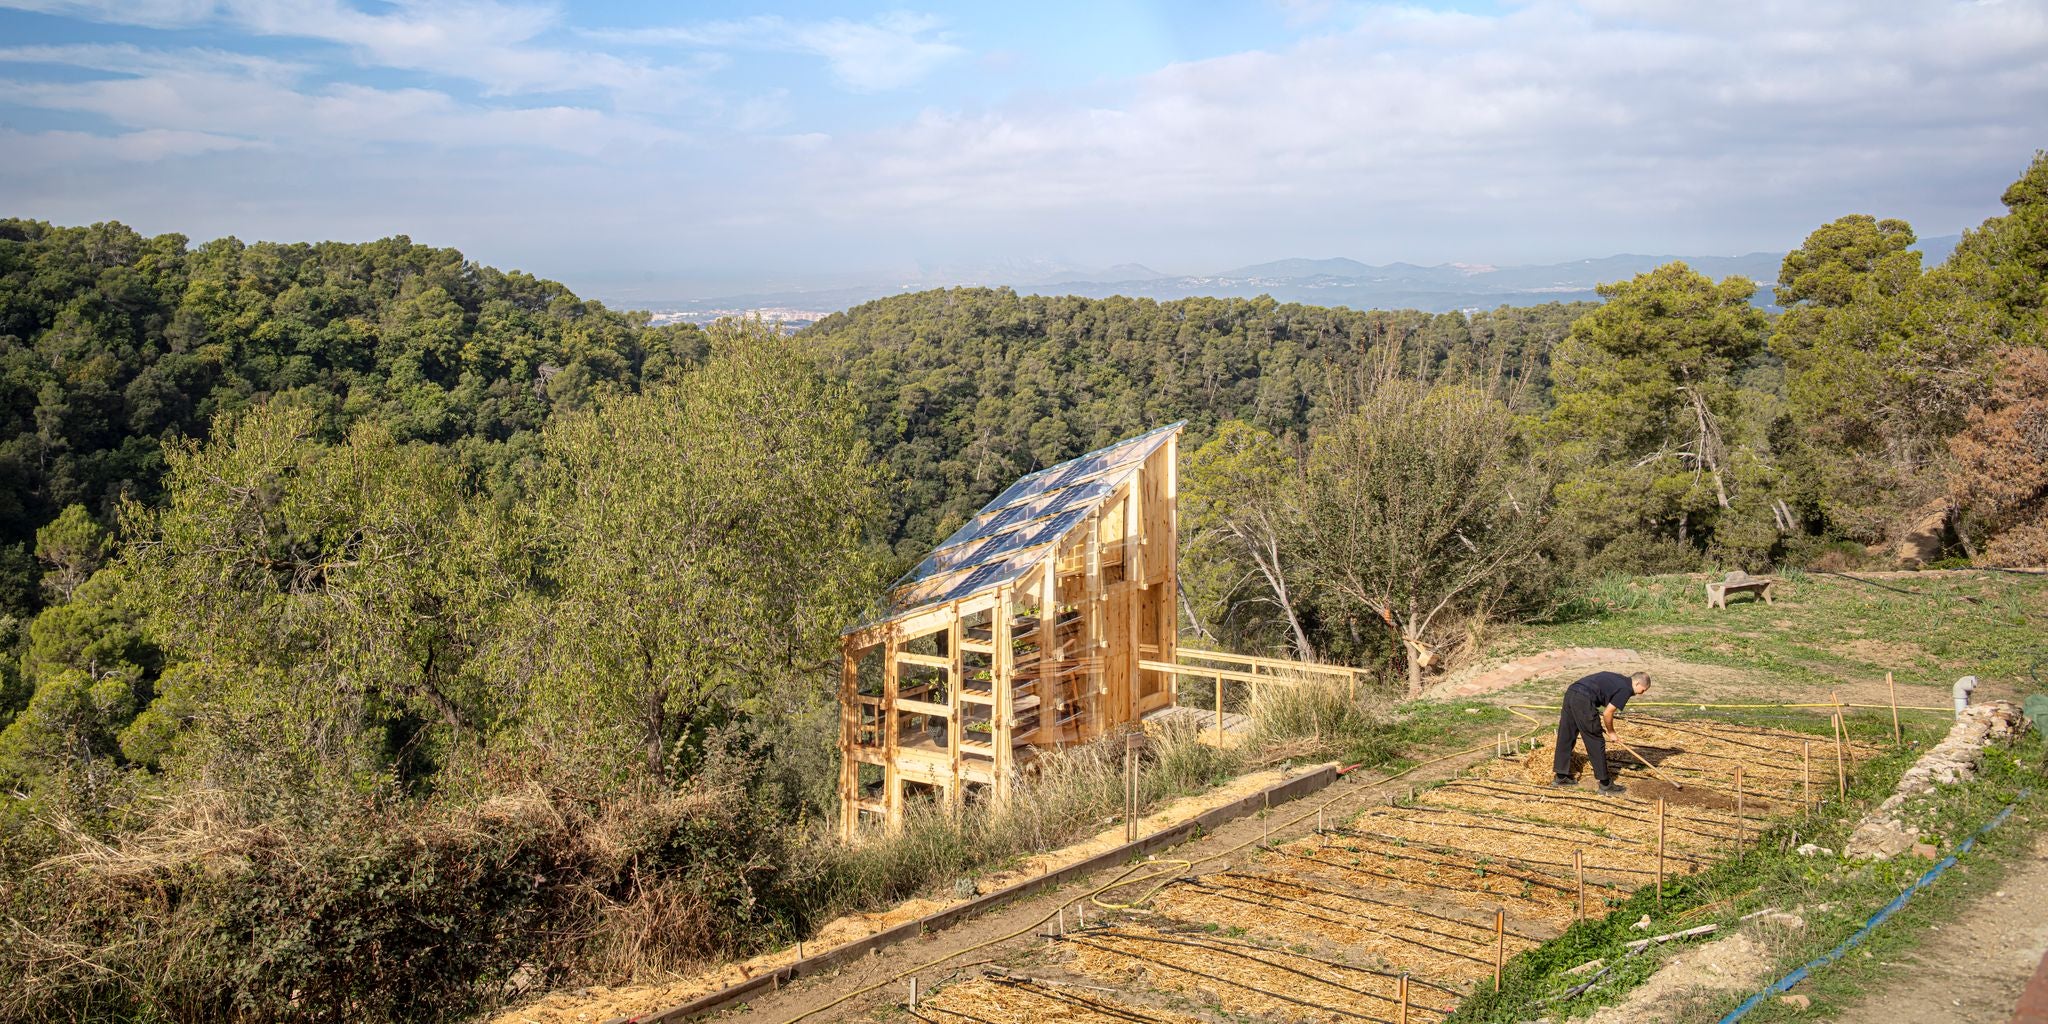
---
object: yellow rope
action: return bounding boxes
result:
[1509,700,1953,713]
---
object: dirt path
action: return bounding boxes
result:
[1426,648,1957,718]
[1831,829,2048,1024]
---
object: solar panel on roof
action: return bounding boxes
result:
[848,422,1184,631]
[978,422,1181,514]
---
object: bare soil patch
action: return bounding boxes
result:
[1831,828,2048,1024]
[1426,646,1953,716]
[1580,931,1777,1024]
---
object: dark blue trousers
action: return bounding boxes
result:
[1554,686,1610,783]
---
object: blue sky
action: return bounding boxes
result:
[2,1,2045,301]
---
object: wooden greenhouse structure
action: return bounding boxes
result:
[838,423,1184,837]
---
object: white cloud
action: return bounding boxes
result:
[0,0,714,108]
[2,0,2044,280]
[766,0,2048,262]
[0,47,680,157]
[588,11,965,92]
[0,126,256,166]
[0,0,218,29]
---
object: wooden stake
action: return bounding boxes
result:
[1574,849,1585,921]
[1494,909,1506,990]
[1124,735,1138,842]
[1887,671,1902,747]
[1214,672,1225,744]
[1831,705,1848,797]
[1844,712,1855,770]
[909,977,919,1010]
[1398,974,1409,1024]
[1803,741,1812,809]
[1734,764,1744,856]
[1655,797,1666,911]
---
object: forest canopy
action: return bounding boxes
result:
[0,150,2045,1023]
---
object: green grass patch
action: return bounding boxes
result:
[1502,570,2048,695]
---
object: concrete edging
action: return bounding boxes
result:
[606,762,1341,1024]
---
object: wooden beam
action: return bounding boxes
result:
[838,640,859,840]
[883,633,903,831]
[895,651,953,670]
[896,697,951,718]
[1159,431,1180,706]
[1038,549,1058,746]
[1177,647,1366,681]
[993,583,1015,809]
[1084,509,1105,740]
[1141,659,1322,686]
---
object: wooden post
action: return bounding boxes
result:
[1494,909,1506,990]
[947,620,964,818]
[1802,741,1812,809]
[1574,849,1585,921]
[1397,974,1409,1024]
[837,643,860,841]
[1655,797,1665,911]
[883,633,904,831]
[1844,710,1855,771]
[1124,733,1141,842]
[1887,671,1902,747]
[993,585,1015,812]
[1734,764,1744,856]
[909,977,918,1010]
[1215,671,1225,745]
[1843,708,1859,794]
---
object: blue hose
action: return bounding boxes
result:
[1716,789,2031,1023]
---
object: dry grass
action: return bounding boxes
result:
[915,974,1212,1024]
[1063,925,1460,1023]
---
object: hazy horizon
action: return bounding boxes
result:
[3,1,2044,300]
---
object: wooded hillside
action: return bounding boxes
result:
[0,152,2043,1024]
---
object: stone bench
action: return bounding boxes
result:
[1705,571,1775,609]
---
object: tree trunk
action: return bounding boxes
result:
[1402,638,1425,697]
[1176,579,1213,642]
[643,646,665,777]
[1243,521,1316,662]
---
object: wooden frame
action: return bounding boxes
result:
[839,426,1182,838]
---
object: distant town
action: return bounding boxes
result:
[647,307,835,331]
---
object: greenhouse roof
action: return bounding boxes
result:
[857,421,1184,629]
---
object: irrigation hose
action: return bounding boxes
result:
[1213,868,1556,942]
[1173,879,1504,963]
[990,975,1168,1024]
[1281,833,1589,896]
[1059,931,1418,1023]
[1713,788,2034,1023]
[1325,825,1658,879]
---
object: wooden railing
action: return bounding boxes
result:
[1140,648,1374,744]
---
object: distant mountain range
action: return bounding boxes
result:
[617,235,1962,322]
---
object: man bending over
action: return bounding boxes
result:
[1553,670,1650,796]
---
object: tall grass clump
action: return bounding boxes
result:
[1245,674,1398,764]
[821,725,1246,915]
